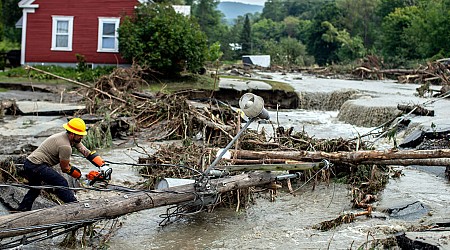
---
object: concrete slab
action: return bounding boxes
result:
[16,101,85,115]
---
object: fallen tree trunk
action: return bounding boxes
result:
[223,156,450,167]
[0,172,274,239]
[230,148,450,164]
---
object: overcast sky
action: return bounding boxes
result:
[221,0,266,6]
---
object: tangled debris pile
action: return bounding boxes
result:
[56,64,240,146]
[352,56,450,97]
[73,65,391,226]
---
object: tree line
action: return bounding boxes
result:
[188,0,450,68]
[122,0,450,73]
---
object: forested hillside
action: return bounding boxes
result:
[189,0,450,68]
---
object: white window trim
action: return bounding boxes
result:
[97,17,120,53]
[51,16,74,51]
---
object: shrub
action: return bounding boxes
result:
[118,3,208,75]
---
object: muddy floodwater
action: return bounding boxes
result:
[3,73,450,249]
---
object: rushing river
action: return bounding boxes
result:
[4,73,450,249]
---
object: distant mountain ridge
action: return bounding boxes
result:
[218,2,263,24]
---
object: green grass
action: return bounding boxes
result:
[0,65,114,85]
[146,73,217,93]
[145,73,295,93]
[0,74,70,85]
[0,66,296,94]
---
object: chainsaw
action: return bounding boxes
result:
[86,167,112,186]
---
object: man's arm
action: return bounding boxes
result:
[60,159,71,173]
[74,142,91,157]
[75,142,105,169]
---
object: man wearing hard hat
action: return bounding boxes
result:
[17,117,107,211]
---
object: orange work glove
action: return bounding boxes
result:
[87,151,105,168]
[66,165,82,179]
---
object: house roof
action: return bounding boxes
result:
[18,0,38,8]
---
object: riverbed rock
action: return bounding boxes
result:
[0,186,57,211]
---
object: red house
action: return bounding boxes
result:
[18,0,190,67]
[18,0,141,67]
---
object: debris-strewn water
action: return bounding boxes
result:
[4,74,450,249]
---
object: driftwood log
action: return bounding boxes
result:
[230,148,450,165]
[0,172,274,239]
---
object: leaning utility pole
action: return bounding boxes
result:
[0,172,275,239]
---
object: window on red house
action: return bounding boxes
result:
[98,17,120,53]
[51,16,74,51]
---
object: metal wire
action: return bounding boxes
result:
[158,191,219,227]
[0,218,102,249]
[0,182,194,195]
[292,159,333,193]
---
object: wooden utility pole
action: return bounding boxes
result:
[0,172,274,239]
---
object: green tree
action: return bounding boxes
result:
[406,0,450,59]
[252,18,284,51]
[240,14,252,55]
[252,18,284,41]
[380,6,420,60]
[296,19,312,45]
[2,0,22,42]
[283,16,300,38]
[0,0,3,41]
[376,0,418,18]
[192,0,227,44]
[306,2,344,65]
[280,37,308,66]
[118,3,208,75]
[284,0,329,20]
[336,0,380,47]
[262,38,312,67]
[321,21,366,62]
[261,0,286,22]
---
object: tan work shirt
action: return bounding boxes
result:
[27,131,90,166]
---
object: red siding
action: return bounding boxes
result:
[25,0,138,65]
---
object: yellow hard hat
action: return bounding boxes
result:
[63,118,87,135]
